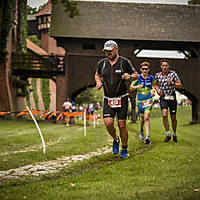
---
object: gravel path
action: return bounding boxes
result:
[0,146,112,180]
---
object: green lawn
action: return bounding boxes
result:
[0,106,200,200]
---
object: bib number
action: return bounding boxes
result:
[142,100,151,108]
[108,97,121,108]
[164,95,174,100]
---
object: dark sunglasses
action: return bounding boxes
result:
[104,50,112,53]
[141,68,148,71]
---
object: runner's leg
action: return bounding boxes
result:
[104,117,118,141]
[144,113,150,135]
[118,120,128,147]
[162,108,169,132]
[140,116,144,131]
[170,114,177,133]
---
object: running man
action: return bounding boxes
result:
[63,98,72,126]
[130,62,155,144]
[95,40,138,158]
[154,59,182,142]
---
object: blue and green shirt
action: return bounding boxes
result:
[131,74,154,102]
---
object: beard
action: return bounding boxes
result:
[107,53,117,61]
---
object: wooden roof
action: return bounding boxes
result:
[50,1,200,43]
[35,0,52,17]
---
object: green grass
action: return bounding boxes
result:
[0,106,200,200]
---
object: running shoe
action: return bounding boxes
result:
[173,135,177,142]
[144,137,151,144]
[112,137,120,154]
[119,149,128,158]
[164,135,171,142]
[139,129,144,140]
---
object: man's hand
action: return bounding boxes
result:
[122,73,131,80]
[96,82,102,90]
[157,90,163,96]
[166,78,174,85]
[153,84,163,96]
[151,90,155,96]
[137,84,143,89]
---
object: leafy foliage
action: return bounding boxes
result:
[27,35,41,47]
[31,78,39,110]
[41,79,50,110]
[17,0,27,53]
[75,87,103,106]
[52,0,80,17]
[0,0,16,64]
[27,5,37,14]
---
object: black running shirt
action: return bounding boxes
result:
[96,56,135,98]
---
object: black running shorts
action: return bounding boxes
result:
[160,98,177,115]
[103,96,128,120]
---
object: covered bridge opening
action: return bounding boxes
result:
[50,1,200,123]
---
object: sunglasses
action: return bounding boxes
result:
[141,68,148,71]
[104,50,113,53]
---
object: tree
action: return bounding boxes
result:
[75,87,103,106]
[27,5,37,14]
[0,0,79,64]
[0,0,16,64]
[52,0,79,17]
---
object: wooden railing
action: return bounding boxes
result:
[11,52,65,78]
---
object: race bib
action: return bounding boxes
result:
[108,97,121,108]
[142,100,151,108]
[164,95,174,100]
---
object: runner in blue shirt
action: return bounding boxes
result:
[130,62,155,144]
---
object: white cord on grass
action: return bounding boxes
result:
[26,106,46,154]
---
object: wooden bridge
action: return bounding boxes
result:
[11,52,65,80]
[49,1,200,123]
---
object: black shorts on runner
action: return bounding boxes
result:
[103,96,128,120]
[160,98,177,115]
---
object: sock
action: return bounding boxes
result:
[146,134,150,138]
[166,131,170,136]
[140,129,144,133]
[173,132,177,136]
[114,136,119,142]
[122,145,127,150]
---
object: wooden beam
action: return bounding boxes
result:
[191,46,200,58]
[181,51,190,59]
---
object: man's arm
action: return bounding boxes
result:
[174,80,182,89]
[154,82,163,96]
[166,78,182,89]
[122,71,138,81]
[130,83,143,91]
[122,58,138,81]
[95,73,102,90]
[130,71,138,81]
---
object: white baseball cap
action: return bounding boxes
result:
[102,40,118,51]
